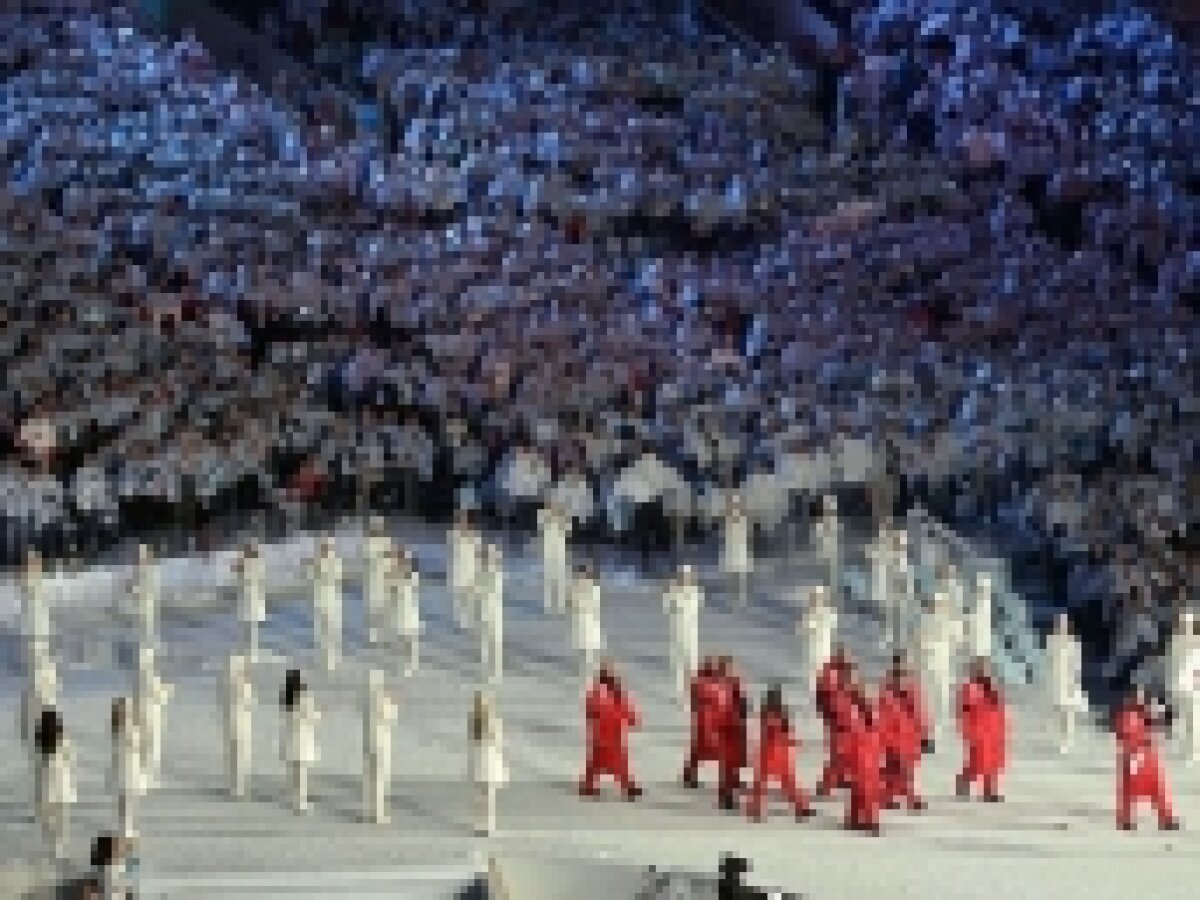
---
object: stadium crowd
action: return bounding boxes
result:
[0,0,1195,684]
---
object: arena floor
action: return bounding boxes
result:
[1,523,1197,899]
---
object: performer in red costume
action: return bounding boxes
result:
[579,659,643,800]
[878,652,930,811]
[717,655,750,811]
[682,656,724,789]
[1114,687,1179,831]
[955,657,1008,802]
[814,647,854,798]
[842,670,883,835]
[744,684,814,822]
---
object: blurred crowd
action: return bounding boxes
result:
[0,2,1195,673]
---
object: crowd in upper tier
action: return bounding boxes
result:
[0,2,1195,660]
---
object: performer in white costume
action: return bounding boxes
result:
[362,669,398,824]
[967,571,994,661]
[1046,612,1086,754]
[867,525,896,634]
[667,564,702,705]
[130,543,159,650]
[890,529,917,642]
[233,541,266,663]
[108,698,145,841]
[281,670,320,814]
[388,546,422,675]
[799,584,837,697]
[35,708,76,862]
[21,653,58,812]
[722,494,752,608]
[449,510,481,630]
[815,495,842,601]
[309,537,343,672]
[538,503,570,614]
[918,586,963,737]
[134,646,172,789]
[364,517,392,644]
[469,690,508,836]
[221,654,254,798]
[21,549,52,668]
[477,544,505,683]
[570,563,605,683]
[1167,610,1200,763]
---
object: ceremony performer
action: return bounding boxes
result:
[580,659,643,800]
[469,690,508,835]
[877,652,930,811]
[1114,686,1179,831]
[955,657,1008,803]
[1047,612,1086,754]
[221,653,254,799]
[744,684,813,822]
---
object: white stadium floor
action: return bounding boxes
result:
[1,520,1197,899]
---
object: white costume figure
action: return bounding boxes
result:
[477,544,505,683]
[721,496,752,608]
[364,518,393,644]
[918,590,963,735]
[21,550,51,662]
[1167,611,1200,763]
[867,529,893,630]
[890,530,916,640]
[108,698,145,841]
[310,538,343,672]
[94,839,130,900]
[800,585,837,696]
[222,654,254,798]
[449,513,481,630]
[131,544,159,649]
[234,542,266,663]
[815,495,842,600]
[281,674,320,814]
[21,654,59,811]
[387,547,422,675]
[667,566,702,704]
[36,717,76,861]
[469,692,508,836]
[570,566,605,682]
[134,647,172,789]
[1046,613,1086,754]
[538,504,570,614]
[967,572,994,661]
[362,669,397,824]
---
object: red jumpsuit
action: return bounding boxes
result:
[682,669,724,786]
[956,677,1008,799]
[718,672,749,806]
[1114,700,1176,830]
[815,662,851,796]
[843,691,884,831]
[580,681,640,796]
[878,682,929,809]
[745,708,812,820]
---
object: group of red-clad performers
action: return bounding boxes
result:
[578,649,1181,833]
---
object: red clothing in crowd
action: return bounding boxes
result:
[842,690,884,833]
[683,666,725,786]
[745,707,812,821]
[815,658,852,796]
[1114,698,1177,830]
[580,679,641,798]
[718,668,750,807]
[956,675,1008,800]
[877,681,930,810]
